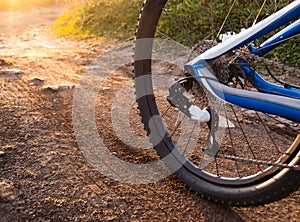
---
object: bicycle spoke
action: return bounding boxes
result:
[255,111,281,154]
[214,157,221,177]
[263,113,297,135]
[161,104,173,118]
[135,0,300,206]
[224,106,241,177]
[230,105,257,159]
[183,120,197,154]
[170,112,185,138]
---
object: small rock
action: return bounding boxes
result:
[102,86,111,91]
[0,192,15,202]
[87,65,101,70]
[29,77,45,86]
[275,123,286,129]
[241,118,253,124]
[0,69,23,81]
[58,84,75,90]
[0,59,10,66]
[244,110,256,116]
[42,85,59,93]
[0,181,15,202]
[0,151,5,156]
[0,69,23,76]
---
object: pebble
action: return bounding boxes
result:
[86,65,100,70]
[244,110,256,116]
[28,77,45,86]
[58,84,75,90]
[0,69,23,75]
[102,86,111,91]
[42,84,75,93]
[0,180,15,202]
[0,59,9,66]
[275,123,286,129]
[42,85,59,93]
[0,151,5,156]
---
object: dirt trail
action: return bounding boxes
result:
[0,5,299,222]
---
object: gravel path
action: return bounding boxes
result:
[0,5,299,222]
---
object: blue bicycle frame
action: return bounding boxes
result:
[184,1,300,122]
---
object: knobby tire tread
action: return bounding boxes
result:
[134,0,300,206]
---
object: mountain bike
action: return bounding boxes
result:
[134,0,300,206]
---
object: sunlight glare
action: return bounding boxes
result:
[4,0,19,6]
[0,0,52,10]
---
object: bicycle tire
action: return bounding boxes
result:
[134,0,300,206]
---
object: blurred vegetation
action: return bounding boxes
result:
[158,0,295,45]
[158,0,298,65]
[52,0,142,39]
[53,0,298,64]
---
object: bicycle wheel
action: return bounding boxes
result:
[134,0,300,206]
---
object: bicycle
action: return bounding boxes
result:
[134,0,300,206]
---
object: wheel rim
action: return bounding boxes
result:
[135,0,300,185]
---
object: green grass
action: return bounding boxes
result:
[51,0,298,65]
[157,0,295,46]
[52,0,142,40]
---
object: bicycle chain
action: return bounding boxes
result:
[189,40,300,170]
[235,47,300,77]
[218,154,300,171]
[190,40,300,85]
